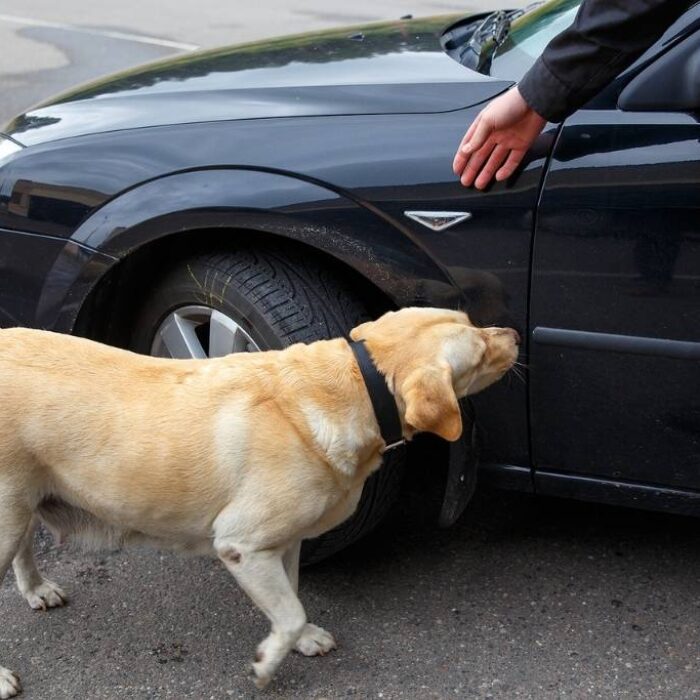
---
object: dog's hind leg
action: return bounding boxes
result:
[0,502,33,699]
[216,543,306,689]
[282,541,301,594]
[283,542,337,658]
[12,518,66,612]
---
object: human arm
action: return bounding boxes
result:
[454,0,693,189]
[518,0,693,123]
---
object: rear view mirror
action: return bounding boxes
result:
[618,31,700,112]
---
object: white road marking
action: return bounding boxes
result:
[0,13,200,51]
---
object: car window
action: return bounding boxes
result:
[490,0,580,81]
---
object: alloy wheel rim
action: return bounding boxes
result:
[151,305,260,359]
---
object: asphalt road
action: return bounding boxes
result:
[1,480,699,699]
[1,2,699,699]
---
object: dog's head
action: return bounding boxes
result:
[350,307,519,442]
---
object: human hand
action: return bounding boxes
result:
[453,87,547,189]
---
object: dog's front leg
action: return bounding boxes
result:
[216,543,306,688]
[283,542,337,658]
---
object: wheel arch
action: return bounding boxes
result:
[55,167,460,342]
[73,227,398,346]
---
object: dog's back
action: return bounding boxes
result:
[0,328,237,535]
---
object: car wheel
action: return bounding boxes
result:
[131,245,404,564]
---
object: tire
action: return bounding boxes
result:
[131,244,404,565]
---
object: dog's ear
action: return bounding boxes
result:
[401,363,462,442]
[349,320,373,342]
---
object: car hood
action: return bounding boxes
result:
[3,15,510,147]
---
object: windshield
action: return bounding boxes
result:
[490,0,581,80]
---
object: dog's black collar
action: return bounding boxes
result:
[349,340,405,451]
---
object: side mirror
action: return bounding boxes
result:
[618,32,700,112]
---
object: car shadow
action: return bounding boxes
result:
[310,461,700,578]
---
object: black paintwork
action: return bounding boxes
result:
[0,8,698,516]
[3,16,496,147]
[531,106,700,493]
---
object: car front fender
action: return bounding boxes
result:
[38,168,461,331]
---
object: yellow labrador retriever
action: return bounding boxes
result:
[0,307,519,696]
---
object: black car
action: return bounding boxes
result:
[1,0,698,561]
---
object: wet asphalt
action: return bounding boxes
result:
[1,2,699,698]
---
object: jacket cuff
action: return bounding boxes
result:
[518,56,572,123]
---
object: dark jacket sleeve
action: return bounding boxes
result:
[518,0,692,122]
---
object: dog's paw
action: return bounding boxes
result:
[294,623,337,657]
[23,579,67,611]
[249,661,271,690]
[249,636,275,689]
[0,667,21,699]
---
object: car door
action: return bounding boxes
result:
[529,21,700,500]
